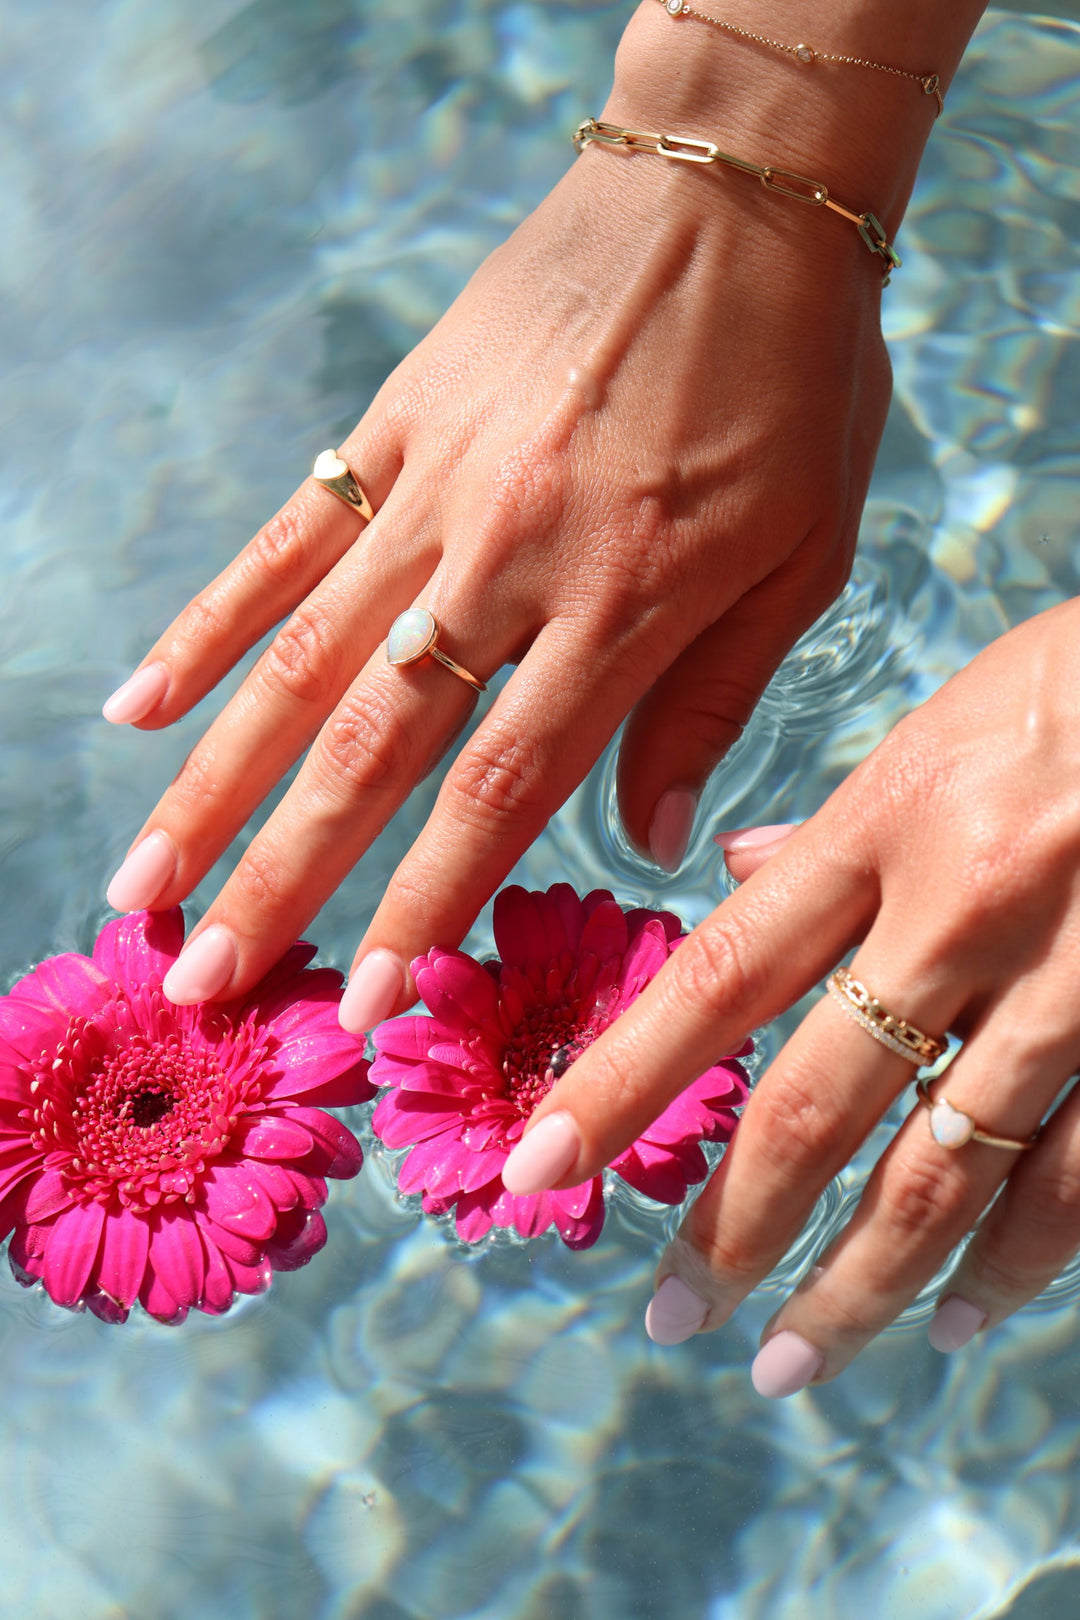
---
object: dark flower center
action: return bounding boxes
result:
[501,1004,596,1116]
[129,1089,175,1128]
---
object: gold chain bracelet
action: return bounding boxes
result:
[657,0,943,116]
[573,117,901,283]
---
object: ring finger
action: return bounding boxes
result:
[744,971,1078,1395]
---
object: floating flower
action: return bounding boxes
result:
[371,884,750,1248]
[0,909,373,1324]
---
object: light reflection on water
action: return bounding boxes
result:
[1,5,1079,1618]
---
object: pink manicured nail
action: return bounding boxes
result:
[751,1330,824,1398]
[648,788,697,873]
[928,1294,987,1353]
[713,823,799,851]
[338,948,405,1034]
[105,831,176,913]
[102,663,169,725]
[645,1275,708,1345]
[162,925,237,1005]
[501,1111,581,1195]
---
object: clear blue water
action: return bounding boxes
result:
[2,4,1080,1617]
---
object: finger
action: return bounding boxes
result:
[746,986,1076,1394]
[344,612,704,1028]
[928,1063,1080,1350]
[106,479,438,913]
[157,595,499,1005]
[616,545,846,872]
[714,822,800,884]
[644,940,972,1344]
[500,808,879,1196]
[106,429,403,730]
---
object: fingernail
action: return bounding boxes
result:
[648,788,697,873]
[162,925,237,1005]
[105,831,176,913]
[501,1111,581,1195]
[338,948,404,1034]
[102,663,169,725]
[928,1294,987,1353]
[713,822,799,851]
[751,1330,824,1398]
[645,1274,709,1345]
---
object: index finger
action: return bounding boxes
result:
[500,816,874,1189]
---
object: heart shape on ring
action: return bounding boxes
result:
[929,1097,975,1149]
[313,449,350,482]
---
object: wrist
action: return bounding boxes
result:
[606,0,979,222]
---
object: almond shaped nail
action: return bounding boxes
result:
[102,663,169,725]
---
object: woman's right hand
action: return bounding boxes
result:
[502,596,1080,1391]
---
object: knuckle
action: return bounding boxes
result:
[684,1214,763,1291]
[173,589,230,656]
[672,918,770,1025]
[229,844,286,913]
[749,1069,848,1188]
[259,605,338,707]
[317,684,411,796]
[876,1150,973,1241]
[443,729,547,835]
[247,503,312,586]
[1011,1160,1080,1234]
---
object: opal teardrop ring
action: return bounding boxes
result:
[387,609,486,693]
[312,449,374,521]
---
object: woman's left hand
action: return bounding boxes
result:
[502,597,1080,1394]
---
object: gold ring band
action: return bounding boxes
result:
[915,1079,1040,1152]
[312,449,375,521]
[386,609,486,694]
[825,967,948,1067]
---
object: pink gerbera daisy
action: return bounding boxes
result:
[371,884,750,1249]
[0,909,374,1324]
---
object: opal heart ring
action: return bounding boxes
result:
[312,449,374,521]
[386,609,486,694]
[915,1080,1039,1153]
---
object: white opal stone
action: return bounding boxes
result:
[313,449,349,481]
[665,0,685,13]
[930,1098,975,1150]
[387,608,436,666]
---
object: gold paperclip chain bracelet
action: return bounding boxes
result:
[656,0,943,115]
[573,118,901,284]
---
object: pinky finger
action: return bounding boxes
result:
[929,1078,1080,1350]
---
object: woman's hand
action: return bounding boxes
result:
[101,0,964,1020]
[502,598,1080,1393]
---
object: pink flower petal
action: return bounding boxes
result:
[231,1114,316,1162]
[286,1107,364,1178]
[95,1206,151,1308]
[372,1015,443,1061]
[421,951,501,1028]
[223,1252,273,1299]
[578,896,629,964]
[198,1232,235,1315]
[139,1267,188,1325]
[452,1189,496,1242]
[201,1164,279,1241]
[145,1209,206,1311]
[264,1207,327,1270]
[372,1092,468,1149]
[24,1167,76,1224]
[194,1210,262,1267]
[0,986,76,1064]
[92,908,186,988]
[492,886,555,967]
[42,1200,107,1308]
